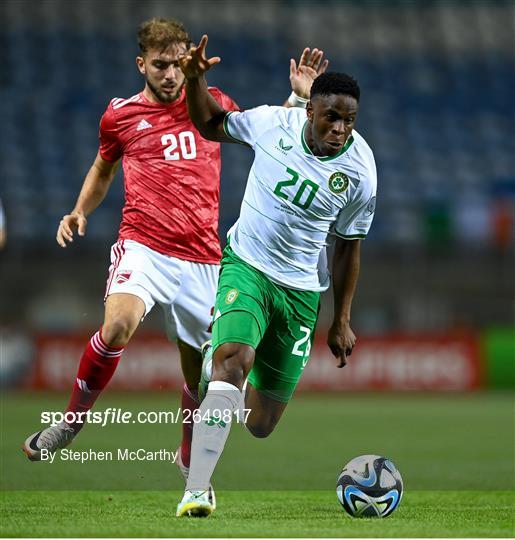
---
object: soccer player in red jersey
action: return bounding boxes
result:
[22,19,328,499]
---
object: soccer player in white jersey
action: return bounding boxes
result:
[21,18,328,505]
[175,36,377,516]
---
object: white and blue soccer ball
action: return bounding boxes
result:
[336,454,403,518]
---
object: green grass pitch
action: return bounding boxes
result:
[1,392,514,537]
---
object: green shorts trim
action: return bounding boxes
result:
[211,245,320,402]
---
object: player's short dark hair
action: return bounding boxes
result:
[310,72,360,102]
[138,18,192,55]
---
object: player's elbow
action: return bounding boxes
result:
[197,124,218,142]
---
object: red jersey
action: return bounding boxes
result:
[99,87,238,264]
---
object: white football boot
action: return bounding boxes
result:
[176,447,216,509]
[176,489,214,517]
[23,422,75,461]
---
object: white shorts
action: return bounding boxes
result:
[104,239,219,350]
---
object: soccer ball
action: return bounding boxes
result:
[336,455,403,518]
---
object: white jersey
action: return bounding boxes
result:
[224,106,377,292]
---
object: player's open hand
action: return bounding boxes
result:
[56,211,87,247]
[179,35,221,80]
[327,321,356,368]
[289,48,329,99]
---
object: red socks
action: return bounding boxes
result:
[65,329,124,432]
[180,383,200,467]
[64,329,200,465]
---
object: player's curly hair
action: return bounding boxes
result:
[310,72,360,102]
[137,18,192,55]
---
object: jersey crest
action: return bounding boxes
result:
[328,172,350,194]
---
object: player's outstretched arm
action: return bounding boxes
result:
[180,35,235,143]
[284,47,329,107]
[327,238,361,367]
[56,152,119,247]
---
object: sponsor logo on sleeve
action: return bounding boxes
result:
[355,221,371,228]
[364,196,376,216]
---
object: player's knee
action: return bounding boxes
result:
[213,362,246,388]
[101,318,136,347]
[213,343,254,390]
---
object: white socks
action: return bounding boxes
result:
[186,380,241,491]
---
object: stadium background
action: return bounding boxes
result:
[0,0,514,500]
